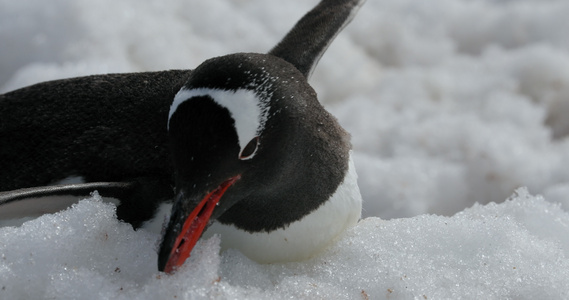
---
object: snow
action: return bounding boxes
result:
[2,189,569,299]
[2,0,569,298]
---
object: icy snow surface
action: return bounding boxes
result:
[2,0,569,298]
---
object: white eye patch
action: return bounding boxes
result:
[168,87,269,156]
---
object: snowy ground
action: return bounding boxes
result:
[2,0,569,298]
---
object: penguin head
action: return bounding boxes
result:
[155,0,368,273]
[158,53,321,273]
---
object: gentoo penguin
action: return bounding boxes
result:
[0,0,365,273]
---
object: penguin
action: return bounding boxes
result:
[0,0,366,274]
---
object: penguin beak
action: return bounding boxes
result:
[158,175,241,274]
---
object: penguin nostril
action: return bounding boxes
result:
[176,239,185,253]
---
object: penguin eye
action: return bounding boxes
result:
[239,136,259,160]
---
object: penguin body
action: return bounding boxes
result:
[0,0,367,273]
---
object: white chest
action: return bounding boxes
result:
[202,154,362,263]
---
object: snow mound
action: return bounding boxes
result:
[1,188,568,299]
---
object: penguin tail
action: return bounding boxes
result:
[269,0,367,79]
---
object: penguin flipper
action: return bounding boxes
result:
[0,178,173,229]
[0,182,136,221]
[269,0,366,79]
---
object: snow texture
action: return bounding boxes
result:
[2,0,569,298]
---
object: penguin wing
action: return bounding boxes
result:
[0,178,174,229]
[269,0,366,79]
[0,182,135,220]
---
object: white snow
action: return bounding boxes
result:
[2,0,569,298]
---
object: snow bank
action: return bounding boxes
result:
[1,189,568,299]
